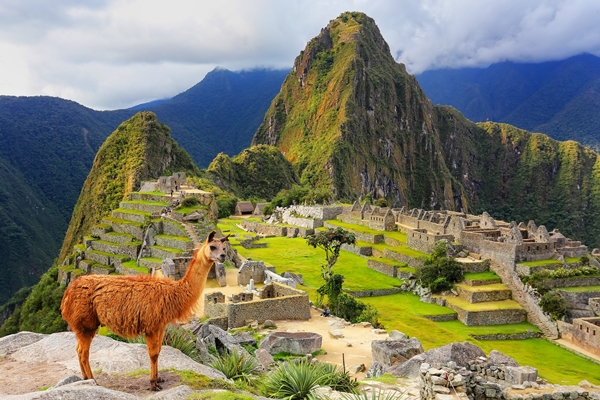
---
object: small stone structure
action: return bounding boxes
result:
[234,201,254,215]
[237,260,268,286]
[558,316,600,357]
[204,282,311,329]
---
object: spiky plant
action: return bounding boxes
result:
[209,348,260,383]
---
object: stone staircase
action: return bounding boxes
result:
[441,278,527,326]
[488,261,559,339]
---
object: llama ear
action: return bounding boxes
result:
[220,234,230,243]
[207,231,216,242]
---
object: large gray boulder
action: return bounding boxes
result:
[4,332,226,380]
[487,350,519,367]
[387,341,485,378]
[259,332,322,355]
[371,338,423,366]
[0,331,45,356]
[2,379,140,399]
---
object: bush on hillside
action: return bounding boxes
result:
[540,291,568,320]
[216,193,238,218]
[181,196,199,208]
[416,241,464,293]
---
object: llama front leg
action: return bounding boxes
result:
[75,330,95,381]
[145,327,166,391]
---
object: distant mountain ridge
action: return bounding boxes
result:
[416,53,600,148]
[0,68,287,303]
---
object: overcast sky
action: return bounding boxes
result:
[1,0,599,110]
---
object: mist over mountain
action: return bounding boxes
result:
[416,54,600,149]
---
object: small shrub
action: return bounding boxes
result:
[416,241,464,293]
[540,291,568,320]
[210,348,259,383]
[181,196,199,207]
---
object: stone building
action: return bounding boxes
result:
[558,317,600,357]
[234,201,254,216]
[204,282,311,329]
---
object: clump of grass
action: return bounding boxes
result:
[210,349,260,383]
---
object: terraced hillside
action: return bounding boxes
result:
[59,192,216,283]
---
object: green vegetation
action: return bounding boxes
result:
[416,241,464,293]
[0,266,66,336]
[59,112,199,262]
[207,145,298,201]
[463,271,500,281]
[261,359,357,399]
[539,291,568,320]
[517,259,563,267]
[559,285,600,292]
[209,349,260,383]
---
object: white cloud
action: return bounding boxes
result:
[0,0,598,109]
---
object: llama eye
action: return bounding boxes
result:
[210,246,217,251]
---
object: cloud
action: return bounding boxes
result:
[0,0,599,109]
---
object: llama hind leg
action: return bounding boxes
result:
[145,327,166,391]
[75,329,96,380]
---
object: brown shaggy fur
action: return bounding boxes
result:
[61,230,228,391]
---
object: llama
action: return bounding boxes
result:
[61,230,229,391]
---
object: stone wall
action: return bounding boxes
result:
[540,276,600,289]
[419,359,543,400]
[347,288,402,297]
[559,289,600,307]
[282,213,323,229]
[227,283,311,328]
[383,249,424,268]
[324,222,384,243]
[367,259,398,277]
[288,205,343,220]
[108,219,144,240]
[468,331,541,340]
[242,220,287,237]
[515,242,555,262]
[590,298,600,315]
[457,287,511,303]
[449,307,526,326]
[341,243,372,257]
[406,229,454,253]
[161,219,187,237]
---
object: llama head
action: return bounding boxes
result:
[203,230,229,263]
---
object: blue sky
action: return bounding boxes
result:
[0,0,598,110]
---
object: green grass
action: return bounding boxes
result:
[463,271,500,281]
[154,234,192,242]
[517,259,563,267]
[558,285,600,292]
[124,199,169,206]
[121,260,150,273]
[443,296,523,311]
[113,208,151,216]
[454,283,510,292]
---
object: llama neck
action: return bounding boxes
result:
[179,251,214,301]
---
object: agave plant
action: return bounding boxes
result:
[262,359,327,399]
[210,348,260,383]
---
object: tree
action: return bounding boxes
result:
[306,227,356,280]
[416,240,464,293]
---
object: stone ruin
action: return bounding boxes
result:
[204,282,311,329]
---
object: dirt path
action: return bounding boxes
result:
[203,269,383,380]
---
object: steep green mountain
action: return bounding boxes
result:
[59,111,199,261]
[251,12,600,249]
[0,112,200,335]
[207,144,298,200]
[416,54,600,148]
[144,68,290,167]
[0,157,65,304]
[253,12,465,208]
